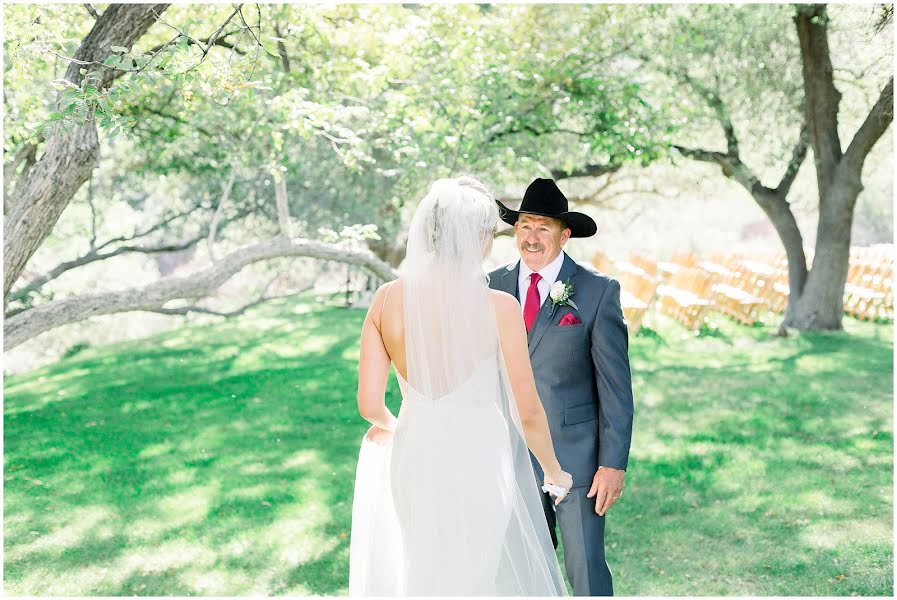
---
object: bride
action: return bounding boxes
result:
[350,176,573,595]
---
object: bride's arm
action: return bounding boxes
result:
[492,291,572,494]
[357,284,399,432]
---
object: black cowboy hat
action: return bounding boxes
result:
[496,178,597,238]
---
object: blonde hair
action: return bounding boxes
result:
[420,176,498,261]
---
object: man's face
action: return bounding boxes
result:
[514,213,571,272]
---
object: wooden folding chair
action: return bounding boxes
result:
[629,254,659,278]
[711,269,767,325]
[591,251,614,275]
[656,268,715,330]
[620,292,648,336]
[657,251,698,280]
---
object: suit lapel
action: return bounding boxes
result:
[498,260,520,298]
[527,253,579,355]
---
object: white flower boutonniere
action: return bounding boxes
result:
[548,278,578,318]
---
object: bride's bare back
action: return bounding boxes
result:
[358,276,549,427]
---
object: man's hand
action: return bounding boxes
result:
[586,466,625,516]
[364,424,394,446]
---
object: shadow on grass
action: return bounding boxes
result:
[3,300,892,595]
[615,315,893,595]
[4,299,377,595]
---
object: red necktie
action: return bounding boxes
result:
[523,272,542,332]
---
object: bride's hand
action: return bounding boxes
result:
[364,424,394,446]
[544,469,574,505]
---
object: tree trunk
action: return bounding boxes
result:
[3,4,170,308]
[651,5,889,331]
[4,123,101,305]
[795,5,842,199]
[785,169,862,329]
[751,188,809,321]
[785,5,893,330]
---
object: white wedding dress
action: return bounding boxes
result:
[349,180,567,596]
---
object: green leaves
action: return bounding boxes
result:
[17,2,881,258]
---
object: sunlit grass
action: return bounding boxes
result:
[3,299,892,595]
[611,314,893,595]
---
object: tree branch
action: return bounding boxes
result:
[550,163,621,180]
[64,4,171,89]
[86,179,98,249]
[201,5,244,60]
[207,169,238,262]
[795,4,843,195]
[842,76,893,175]
[4,4,172,307]
[139,105,217,138]
[150,282,314,318]
[3,142,37,208]
[149,6,246,63]
[95,201,205,250]
[680,70,740,157]
[273,170,293,238]
[3,142,36,185]
[7,232,209,307]
[5,237,397,349]
[234,4,279,62]
[273,21,291,73]
[672,145,765,195]
[874,4,893,33]
[8,194,259,304]
[776,122,810,196]
[115,27,245,82]
[635,52,741,160]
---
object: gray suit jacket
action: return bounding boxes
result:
[488,252,634,487]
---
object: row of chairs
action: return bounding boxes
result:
[593,246,894,332]
[844,256,893,321]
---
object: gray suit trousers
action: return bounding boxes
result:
[540,482,614,596]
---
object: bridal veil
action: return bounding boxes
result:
[349,177,567,595]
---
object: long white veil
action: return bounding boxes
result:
[350,177,567,595]
[402,177,499,398]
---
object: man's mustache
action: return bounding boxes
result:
[521,243,545,252]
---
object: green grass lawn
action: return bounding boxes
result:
[3,298,893,595]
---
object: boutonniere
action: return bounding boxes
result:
[548,278,578,318]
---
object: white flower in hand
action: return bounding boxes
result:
[544,469,574,505]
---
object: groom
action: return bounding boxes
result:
[488,178,634,596]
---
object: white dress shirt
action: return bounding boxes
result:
[517,250,567,310]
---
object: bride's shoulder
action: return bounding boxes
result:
[489,291,524,337]
[369,279,402,319]
[373,278,403,298]
[488,289,521,315]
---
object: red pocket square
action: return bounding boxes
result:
[558,313,581,326]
